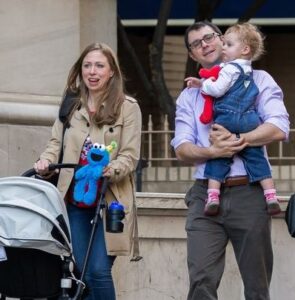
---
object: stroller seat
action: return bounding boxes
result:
[0,176,73,299]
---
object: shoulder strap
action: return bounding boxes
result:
[228,62,244,75]
[57,89,80,163]
[58,124,67,164]
[59,89,80,124]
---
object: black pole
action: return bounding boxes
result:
[136,159,143,192]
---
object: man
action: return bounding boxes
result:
[171,21,289,300]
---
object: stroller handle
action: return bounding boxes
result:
[21,163,78,177]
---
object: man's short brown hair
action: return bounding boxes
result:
[184,21,222,51]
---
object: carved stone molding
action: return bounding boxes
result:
[0,92,60,125]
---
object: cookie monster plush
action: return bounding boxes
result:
[73,141,117,205]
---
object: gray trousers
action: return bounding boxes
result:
[185,181,272,300]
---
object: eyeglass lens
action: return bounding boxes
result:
[190,33,218,49]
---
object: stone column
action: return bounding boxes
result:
[0,0,117,177]
[0,0,80,96]
[80,0,117,52]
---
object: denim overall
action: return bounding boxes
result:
[204,63,272,182]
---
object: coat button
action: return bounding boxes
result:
[109,127,114,133]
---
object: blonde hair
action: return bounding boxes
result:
[65,43,125,126]
[225,22,265,61]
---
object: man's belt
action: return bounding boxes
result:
[196,176,249,187]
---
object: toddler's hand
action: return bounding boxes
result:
[184,77,202,88]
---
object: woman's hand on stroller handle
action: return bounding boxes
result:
[21,159,56,177]
[22,161,78,177]
[34,159,51,175]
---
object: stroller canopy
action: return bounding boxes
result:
[0,176,72,257]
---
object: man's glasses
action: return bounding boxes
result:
[189,32,221,50]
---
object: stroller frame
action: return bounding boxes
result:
[0,164,109,300]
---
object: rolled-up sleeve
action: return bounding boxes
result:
[171,89,198,149]
[254,70,290,140]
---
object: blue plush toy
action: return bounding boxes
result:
[74,141,117,205]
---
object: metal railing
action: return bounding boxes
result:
[142,115,175,163]
[141,115,295,167]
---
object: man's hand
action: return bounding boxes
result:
[209,123,248,158]
[175,123,249,164]
[209,123,238,143]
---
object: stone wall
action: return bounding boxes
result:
[0,0,79,96]
[0,0,117,177]
[141,166,295,195]
[113,193,295,300]
[0,0,116,97]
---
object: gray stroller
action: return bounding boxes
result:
[0,173,75,299]
[0,164,114,300]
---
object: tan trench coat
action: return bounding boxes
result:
[40,96,142,257]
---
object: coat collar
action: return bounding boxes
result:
[77,106,90,122]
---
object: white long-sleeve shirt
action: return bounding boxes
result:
[201,59,252,98]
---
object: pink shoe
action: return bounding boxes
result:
[265,193,281,215]
[204,192,220,216]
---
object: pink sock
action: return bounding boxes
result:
[208,188,220,195]
[264,189,276,196]
[264,189,277,201]
[207,189,220,202]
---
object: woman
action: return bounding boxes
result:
[34,43,142,300]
